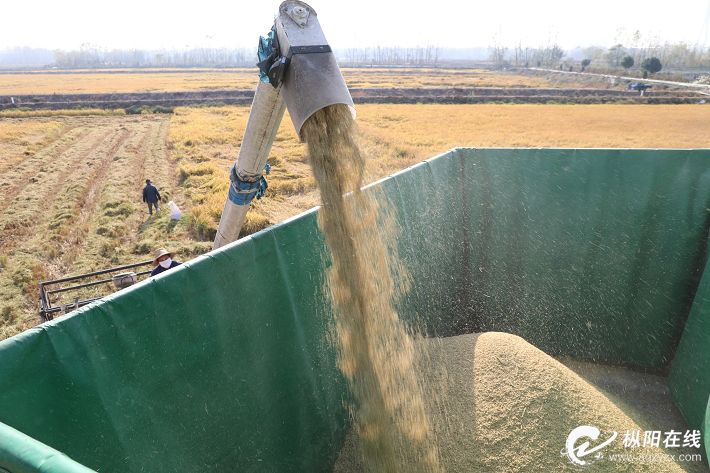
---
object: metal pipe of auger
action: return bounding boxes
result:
[212,81,286,250]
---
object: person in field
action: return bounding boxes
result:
[142,179,161,215]
[150,247,182,276]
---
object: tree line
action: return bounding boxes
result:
[489,29,710,71]
[578,42,710,71]
[584,28,710,71]
[1,44,445,68]
[1,31,709,71]
[0,43,443,68]
[489,41,565,68]
[340,44,441,66]
[0,44,255,68]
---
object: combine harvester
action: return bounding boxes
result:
[1,2,710,471]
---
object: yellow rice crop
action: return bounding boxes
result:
[0,69,552,95]
[168,103,710,242]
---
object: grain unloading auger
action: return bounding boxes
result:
[212,1,355,249]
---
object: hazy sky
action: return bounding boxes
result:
[2,1,709,51]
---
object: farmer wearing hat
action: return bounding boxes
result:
[150,247,182,276]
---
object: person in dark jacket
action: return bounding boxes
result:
[150,247,182,277]
[142,179,161,215]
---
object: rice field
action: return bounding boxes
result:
[1,102,709,339]
[174,102,710,264]
[0,68,554,95]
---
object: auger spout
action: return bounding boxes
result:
[213,1,354,249]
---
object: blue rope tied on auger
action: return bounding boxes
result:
[228,165,270,206]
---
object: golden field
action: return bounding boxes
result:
[356,103,710,152]
[0,115,207,339]
[0,68,554,94]
[161,102,710,266]
[1,103,709,339]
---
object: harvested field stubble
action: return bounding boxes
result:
[0,70,260,95]
[0,115,205,340]
[335,332,706,472]
[0,121,64,178]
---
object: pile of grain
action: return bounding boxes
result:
[335,332,698,472]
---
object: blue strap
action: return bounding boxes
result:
[228,166,269,206]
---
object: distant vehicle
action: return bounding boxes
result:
[628,82,652,91]
[628,82,652,96]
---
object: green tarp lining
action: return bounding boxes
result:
[374,151,468,335]
[458,148,710,367]
[1,148,709,472]
[0,210,351,473]
[670,251,710,453]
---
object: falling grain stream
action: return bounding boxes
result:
[302,104,441,473]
